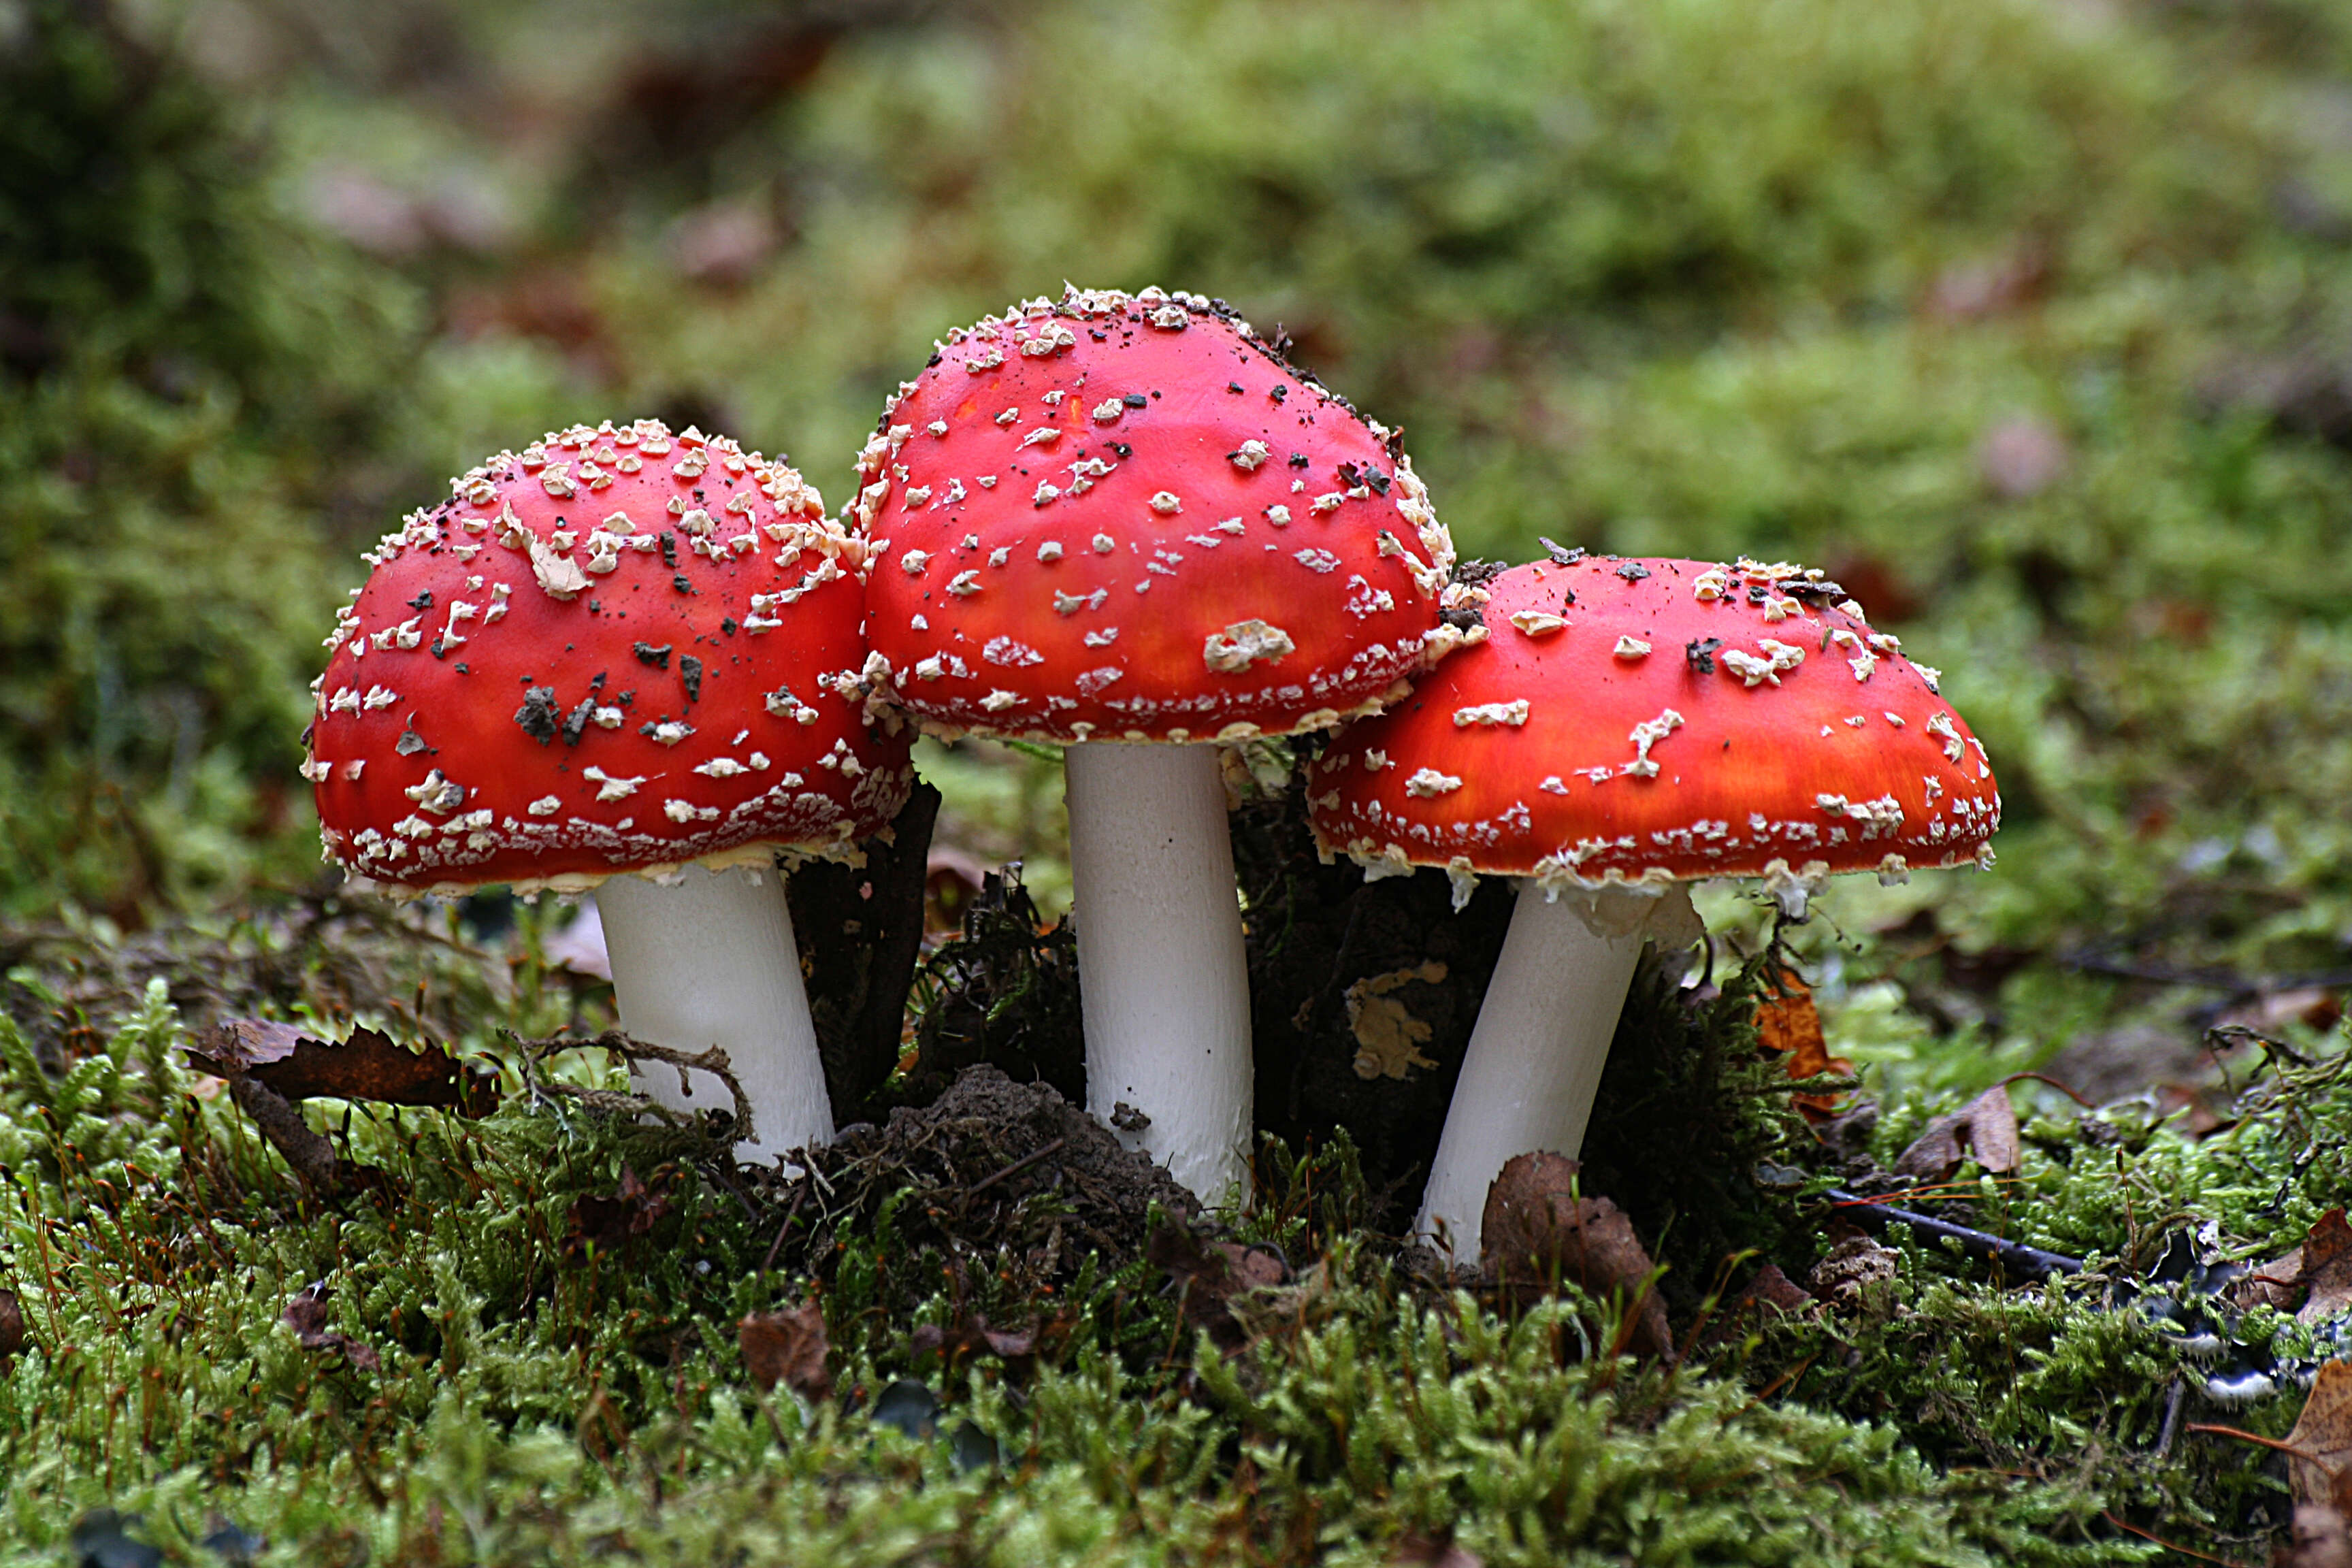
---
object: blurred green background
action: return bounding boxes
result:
[7,0,2352,1090]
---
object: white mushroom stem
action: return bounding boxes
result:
[1416,881,1700,1258]
[1064,739,1253,1203]
[593,861,834,1165]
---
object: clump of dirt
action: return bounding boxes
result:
[755,1064,1196,1311]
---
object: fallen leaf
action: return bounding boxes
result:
[1735,1262,1815,1318]
[1893,1083,2020,1182]
[1146,1225,1289,1354]
[1480,1152,1672,1358]
[282,1282,380,1371]
[189,1020,497,1116]
[909,1312,1047,1374]
[565,1166,672,1259]
[2304,1212,2352,1328]
[1753,975,1852,1121]
[2238,1246,2307,1313]
[2289,1362,2352,1513]
[739,1300,832,1400]
[2284,1503,2352,1568]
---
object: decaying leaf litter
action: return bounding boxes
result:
[15,0,2352,1561]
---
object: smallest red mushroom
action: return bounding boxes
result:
[1307,555,2001,1252]
[307,419,913,1162]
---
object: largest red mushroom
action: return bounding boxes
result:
[853,287,1480,1200]
[306,419,913,1162]
[1307,555,2001,1253]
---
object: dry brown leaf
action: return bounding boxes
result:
[1754,975,1852,1121]
[1146,1226,1289,1354]
[2289,1362,2352,1512]
[282,1284,380,1372]
[1480,1152,1672,1359]
[739,1301,832,1401]
[2284,1503,2352,1568]
[909,1313,1051,1375]
[189,1020,497,1117]
[1893,1083,2020,1182]
[2304,1212,2352,1328]
[1735,1262,1815,1318]
[1392,1537,1484,1568]
[2238,1244,2306,1313]
[564,1166,672,1260]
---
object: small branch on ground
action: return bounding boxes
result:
[509,1029,755,1146]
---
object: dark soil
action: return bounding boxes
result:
[1235,789,1518,1222]
[757,1064,1196,1311]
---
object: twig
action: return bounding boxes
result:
[2097,1512,2253,1568]
[229,1077,361,1197]
[1825,1188,2082,1281]
[1996,1071,2096,1109]
[2059,952,2352,996]
[2184,1422,2320,1460]
[963,1137,1066,1200]
[509,1030,755,1146]
[760,1186,809,1274]
[2157,1377,2185,1460]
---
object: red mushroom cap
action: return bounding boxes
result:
[306,419,914,898]
[1306,556,2001,906]
[855,286,1482,744]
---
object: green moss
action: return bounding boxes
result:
[0,1,416,916]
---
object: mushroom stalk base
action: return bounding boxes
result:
[1064,740,1252,1204]
[1414,884,1646,1259]
[595,862,834,1165]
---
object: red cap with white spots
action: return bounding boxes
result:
[855,286,1483,743]
[306,419,915,898]
[1307,555,2001,912]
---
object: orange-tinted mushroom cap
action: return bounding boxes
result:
[1306,555,2000,909]
[855,286,1483,744]
[306,419,914,898]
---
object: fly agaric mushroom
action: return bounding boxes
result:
[1306,555,2000,1253]
[306,419,914,1162]
[851,285,1482,1200]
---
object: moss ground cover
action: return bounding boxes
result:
[10,0,2352,1557]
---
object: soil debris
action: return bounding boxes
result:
[1806,1234,1901,1313]
[758,1064,1194,1309]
